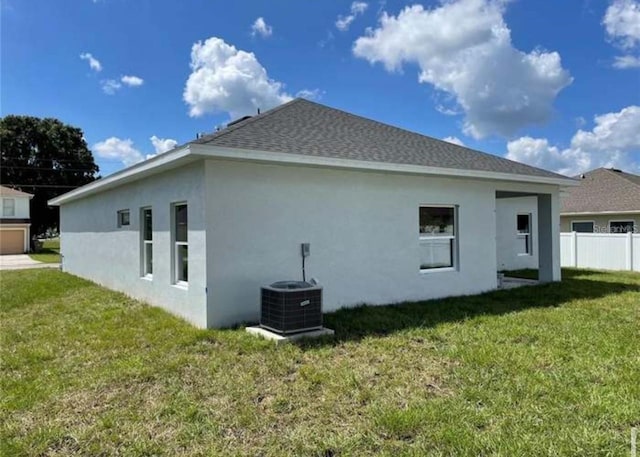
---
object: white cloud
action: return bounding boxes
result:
[613,54,640,67]
[336,1,369,31]
[603,0,640,49]
[353,0,572,139]
[295,88,323,101]
[183,37,292,118]
[94,135,178,167]
[442,136,465,146]
[251,17,273,38]
[101,79,122,95]
[121,75,144,86]
[80,52,102,72]
[150,135,178,154]
[93,137,143,167]
[603,0,640,69]
[506,105,640,176]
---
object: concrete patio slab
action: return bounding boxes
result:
[246,326,335,345]
[501,276,538,289]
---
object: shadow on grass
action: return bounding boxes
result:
[296,269,638,348]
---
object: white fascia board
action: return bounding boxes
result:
[191,144,579,187]
[561,210,640,216]
[48,142,577,206]
[48,146,193,206]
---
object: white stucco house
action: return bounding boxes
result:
[0,185,33,254]
[50,99,576,328]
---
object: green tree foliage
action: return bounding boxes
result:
[1,116,99,235]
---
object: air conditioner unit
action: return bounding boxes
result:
[260,281,323,334]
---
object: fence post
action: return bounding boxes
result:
[627,231,634,271]
[571,231,578,267]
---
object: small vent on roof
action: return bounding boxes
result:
[609,167,622,173]
[227,115,252,127]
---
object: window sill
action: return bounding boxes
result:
[420,267,457,274]
[172,281,189,290]
[141,275,153,281]
[517,253,532,257]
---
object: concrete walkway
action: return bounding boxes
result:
[0,255,60,271]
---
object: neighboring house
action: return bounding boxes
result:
[560,168,640,233]
[0,185,33,254]
[49,99,576,328]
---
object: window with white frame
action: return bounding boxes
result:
[609,220,635,233]
[571,221,594,233]
[141,208,153,277]
[2,198,15,217]
[516,213,532,255]
[173,203,188,285]
[419,206,457,271]
[117,209,130,227]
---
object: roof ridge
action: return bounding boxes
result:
[192,98,305,145]
[608,168,640,188]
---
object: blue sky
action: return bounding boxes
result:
[2,0,639,177]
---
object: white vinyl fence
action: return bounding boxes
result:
[560,232,640,271]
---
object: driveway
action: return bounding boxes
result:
[0,255,60,271]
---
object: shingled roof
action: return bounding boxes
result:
[0,185,33,198]
[561,168,640,213]
[193,98,569,180]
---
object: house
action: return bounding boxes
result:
[49,99,576,328]
[560,168,640,233]
[0,185,33,254]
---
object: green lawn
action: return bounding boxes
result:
[28,238,60,263]
[1,269,638,456]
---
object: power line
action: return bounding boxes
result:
[2,166,96,172]
[1,155,123,163]
[0,184,85,188]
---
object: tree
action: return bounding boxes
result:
[1,116,99,235]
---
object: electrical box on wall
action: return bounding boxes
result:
[301,243,310,257]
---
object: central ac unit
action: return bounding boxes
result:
[260,281,323,334]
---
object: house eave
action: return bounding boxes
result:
[48,143,577,206]
[191,144,578,187]
[48,146,193,206]
[560,210,640,216]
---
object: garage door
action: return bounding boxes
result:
[0,230,25,254]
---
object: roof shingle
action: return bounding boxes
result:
[194,98,570,180]
[561,168,640,213]
[0,185,33,198]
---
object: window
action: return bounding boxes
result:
[141,208,153,277]
[516,213,532,255]
[2,198,15,217]
[173,203,188,285]
[571,221,594,233]
[117,209,130,227]
[609,220,635,233]
[419,206,457,271]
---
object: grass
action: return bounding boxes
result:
[1,268,638,456]
[28,238,60,263]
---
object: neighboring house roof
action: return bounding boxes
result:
[561,168,640,214]
[0,185,33,198]
[50,99,577,206]
[193,98,568,180]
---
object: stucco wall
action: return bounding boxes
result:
[203,159,561,327]
[1,196,30,219]
[59,157,562,329]
[60,163,208,327]
[560,214,639,233]
[496,196,538,271]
